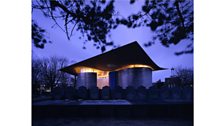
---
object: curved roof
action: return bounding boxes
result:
[61,41,165,75]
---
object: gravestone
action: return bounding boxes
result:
[160,86,173,100]
[171,87,182,100]
[72,88,78,99]
[136,86,147,102]
[125,86,137,101]
[111,86,124,99]
[147,86,160,101]
[89,87,99,100]
[101,86,110,99]
[183,87,193,101]
[64,86,75,100]
[77,86,88,99]
[51,87,64,100]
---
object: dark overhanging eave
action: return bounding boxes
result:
[61,41,166,74]
[60,67,77,75]
[154,67,168,71]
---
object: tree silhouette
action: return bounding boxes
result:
[32,0,193,55]
[32,58,43,95]
[123,0,193,55]
[32,20,52,48]
[32,56,72,93]
[174,67,193,86]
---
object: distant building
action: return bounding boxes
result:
[152,80,165,89]
[61,41,165,89]
[165,77,182,88]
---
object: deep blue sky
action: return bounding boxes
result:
[32,0,193,82]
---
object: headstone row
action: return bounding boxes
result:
[51,85,193,101]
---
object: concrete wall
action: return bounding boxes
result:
[116,68,152,89]
[76,72,97,89]
[76,68,152,89]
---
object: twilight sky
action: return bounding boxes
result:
[32,0,193,82]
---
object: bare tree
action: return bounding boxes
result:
[32,59,42,84]
[174,67,193,86]
[40,56,69,90]
[32,58,43,95]
[32,56,72,95]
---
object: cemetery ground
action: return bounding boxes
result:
[32,86,193,126]
[32,100,193,126]
[33,117,193,126]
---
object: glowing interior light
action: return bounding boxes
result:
[74,66,109,76]
[74,65,152,89]
[80,67,96,72]
[74,66,109,89]
[115,64,154,71]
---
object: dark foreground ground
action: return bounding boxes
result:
[33,101,193,126]
[33,118,192,126]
